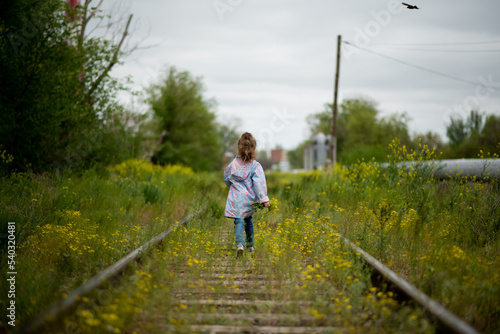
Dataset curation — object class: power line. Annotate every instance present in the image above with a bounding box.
[370,46,500,53]
[371,40,500,47]
[343,41,493,88]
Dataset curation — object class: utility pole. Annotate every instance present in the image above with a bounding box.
[330,35,341,165]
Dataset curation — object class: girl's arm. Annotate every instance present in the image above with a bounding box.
[252,162,269,203]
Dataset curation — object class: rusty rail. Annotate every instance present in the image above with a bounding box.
[19,210,201,334]
[338,234,480,334]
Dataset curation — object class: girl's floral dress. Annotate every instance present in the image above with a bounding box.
[224,157,269,218]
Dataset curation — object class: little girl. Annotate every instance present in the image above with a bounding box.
[224,132,269,256]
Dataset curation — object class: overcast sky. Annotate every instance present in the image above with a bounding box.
[104,0,500,151]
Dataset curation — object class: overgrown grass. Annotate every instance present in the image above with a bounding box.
[267,139,500,333]
[256,208,433,333]
[2,141,498,332]
[55,195,432,333]
[0,159,223,324]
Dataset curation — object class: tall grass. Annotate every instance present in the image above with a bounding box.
[1,144,498,332]
[0,159,223,324]
[266,139,499,333]
[55,193,433,333]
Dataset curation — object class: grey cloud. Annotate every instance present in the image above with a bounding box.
[106,0,500,150]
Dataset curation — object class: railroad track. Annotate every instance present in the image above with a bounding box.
[19,211,200,334]
[160,229,344,333]
[20,210,481,334]
[155,223,480,334]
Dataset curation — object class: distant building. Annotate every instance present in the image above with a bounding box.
[304,133,331,170]
[271,148,291,172]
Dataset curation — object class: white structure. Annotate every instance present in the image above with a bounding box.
[379,159,500,179]
[304,133,331,170]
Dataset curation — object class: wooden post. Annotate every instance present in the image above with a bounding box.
[330,35,341,165]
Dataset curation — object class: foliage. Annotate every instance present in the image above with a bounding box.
[109,159,195,205]
[217,116,241,158]
[0,161,217,324]
[109,158,194,180]
[58,199,433,333]
[267,141,499,332]
[147,67,222,171]
[0,0,139,173]
[446,110,483,147]
[0,146,14,176]
[304,97,412,165]
[252,197,279,214]
[257,150,272,170]
[297,99,498,166]
[412,130,444,152]
[444,110,500,158]
[287,140,308,169]
[306,102,333,136]
[2,138,498,331]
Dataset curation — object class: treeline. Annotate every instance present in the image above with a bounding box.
[1,0,131,172]
[445,110,500,158]
[0,0,238,174]
[2,2,498,174]
[288,97,500,168]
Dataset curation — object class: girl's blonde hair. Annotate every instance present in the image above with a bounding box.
[238,132,257,162]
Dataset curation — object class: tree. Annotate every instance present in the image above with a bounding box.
[304,97,411,164]
[0,0,137,172]
[217,116,241,157]
[147,67,222,171]
[446,117,467,148]
[378,113,412,146]
[257,150,272,171]
[413,131,444,152]
[480,114,500,154]
[446,110,484,148]
[306,103,331,137]
[443,110,500,158]
[287,141,308,169]
[339,97,380,150]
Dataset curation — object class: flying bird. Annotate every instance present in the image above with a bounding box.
[402,2,419,9]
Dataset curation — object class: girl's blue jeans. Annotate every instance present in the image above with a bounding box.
[234,216,254,248]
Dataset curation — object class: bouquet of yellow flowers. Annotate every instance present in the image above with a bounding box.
[252,198,279,214]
